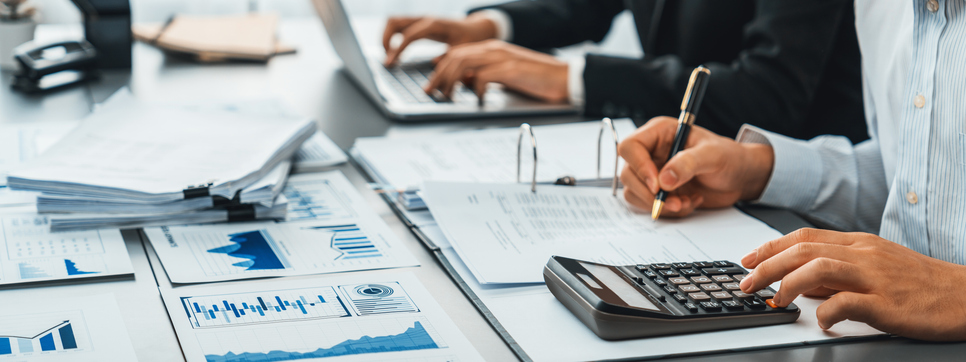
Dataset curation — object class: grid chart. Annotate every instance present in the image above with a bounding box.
[3,216,106,260]
[340,283,419,316]
[310,224,383,260]
[283,179,356,222]
[0,312,87,358]
[199,315,448,362]
[183,287,350,329]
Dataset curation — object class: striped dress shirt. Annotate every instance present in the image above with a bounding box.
[735,0,966,264]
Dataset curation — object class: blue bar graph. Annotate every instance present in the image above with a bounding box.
[58,324,77,350]
[64,259,97,275]
[1,321,80,356]
[182,287,349,328]
[283,179,354,221]
[17,339,32,353]
[17,263,51,279]
[38,333,54,351]
[0,338,10,355]
[310,224,383,260]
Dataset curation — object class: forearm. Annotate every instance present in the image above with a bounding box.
[470,0,625,49]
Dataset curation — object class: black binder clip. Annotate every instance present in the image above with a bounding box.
[225,204,256,222]
[183,182,214,199]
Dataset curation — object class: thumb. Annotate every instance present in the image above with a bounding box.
[658,145,723,191]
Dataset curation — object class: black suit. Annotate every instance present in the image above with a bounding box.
[476,0,868,143]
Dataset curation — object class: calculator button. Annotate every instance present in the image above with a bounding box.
[765,298,780,309]
[669,277,690,285]
[756,289,776,299]
[673,294,689,303]
[712,275,733,283]
[679,284,700,293]
[654,278,668,286]
[672,262,692,269]
[651,263,671,270]
[663,286,678,294]
[658,269,680,277]
[688,292,711,301]
[722,300,744,310]
[701,283,722,292]
[713,261,733,267]
[642,269,658,278]
[632,277,646,285]
[745,298,767,310]
[678,268,701,276]
[732,291,755,302]
[702,267,745,275]
[700,301,722,312]
[733,274,747,281]
[711,291,732,300]
[636,264,648,271]
[684,302,699,313]
[722,283,741,290]
[692,261,714,268]
[690,276,712,284]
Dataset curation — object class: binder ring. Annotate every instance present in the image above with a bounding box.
[517,123,538,193]
[598,117,619,196]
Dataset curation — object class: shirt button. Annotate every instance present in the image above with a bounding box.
[914,94,925,108]
[927,0,939,12]
[906,191,919,205]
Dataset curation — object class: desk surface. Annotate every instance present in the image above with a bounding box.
[3,18,964,362]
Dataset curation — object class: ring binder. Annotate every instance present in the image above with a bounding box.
[598,117,619,197]
[517,123,538,193]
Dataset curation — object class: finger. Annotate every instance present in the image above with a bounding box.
[816,292,880,330]
[802,287,838,298]
[769,257,870,307]
[386,18,436,65]
[741,243,859,293]
[623,188,652,212]
[436,49,502,97]
[617,118,678,194]
[470,62,514,103]
[657,143,728,191]
[619,164,655,208]
[743,228,858,269]
[382,17,420,52]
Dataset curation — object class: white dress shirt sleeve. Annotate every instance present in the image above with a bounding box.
[736,124,889,233]
[473,9,513,42]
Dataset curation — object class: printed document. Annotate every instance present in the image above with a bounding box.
[0,121,78,187]
[421,182,783,284]
[162,272,483,362]
[145,171,419,283]
[0,214,133,286]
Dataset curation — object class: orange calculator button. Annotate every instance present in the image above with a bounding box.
[765,298,779,309]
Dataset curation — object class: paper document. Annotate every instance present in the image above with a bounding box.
[422,182,783,284]
[0,293,137,361]
[352,119,637,189]
[145,171,419,283]
[294,132,349,170]
[0,121,78,187]
[162,272,483,362]
[0,214,133,286]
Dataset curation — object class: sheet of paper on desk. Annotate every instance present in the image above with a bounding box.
[429,231,885,362]
[144,171,419,283]
[0,214,133,286]
[0,293,138,361]
[0,121,78,187]
[422,181,782,284]
[352,119,638,190]
[161,271,484,362]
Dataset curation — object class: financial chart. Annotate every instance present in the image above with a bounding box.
[0,312,87,358]
[0,215,132,285]
[283,178,357,222]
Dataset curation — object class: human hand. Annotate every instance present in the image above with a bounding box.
[740,228,966,341]
[383,14,498,66]
[424,39,569,103]
[617,117,774,217]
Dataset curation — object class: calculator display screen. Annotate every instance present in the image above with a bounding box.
[579,262,660,311]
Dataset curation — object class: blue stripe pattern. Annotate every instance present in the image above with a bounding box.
[734,0,966,264]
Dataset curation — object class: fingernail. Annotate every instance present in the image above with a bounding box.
[644,178,656,193]
[772,293,781,306]
[739,272,753,291]
[661,170,678,187]
[741,249,758,266]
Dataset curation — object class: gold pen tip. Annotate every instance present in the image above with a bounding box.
[651,200,664,220]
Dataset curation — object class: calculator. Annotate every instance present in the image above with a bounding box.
[544,256,800,340]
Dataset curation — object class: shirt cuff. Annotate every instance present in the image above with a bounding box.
[735,124,822,211]
[566,57,586,107]
[472,9,513,42]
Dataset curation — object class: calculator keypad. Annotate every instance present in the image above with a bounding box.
[625,260,784,316]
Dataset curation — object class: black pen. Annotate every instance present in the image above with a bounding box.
[652,66,711,220]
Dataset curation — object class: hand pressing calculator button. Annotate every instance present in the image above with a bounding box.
[544,256,800,340]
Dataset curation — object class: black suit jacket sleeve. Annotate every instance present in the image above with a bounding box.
[583,0,857,139]
[474,0,626,49]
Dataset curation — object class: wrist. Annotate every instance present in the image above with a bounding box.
[739,143,774,201]
[464,13,499,41]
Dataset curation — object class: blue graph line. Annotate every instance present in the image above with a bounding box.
[64,259,97,276]
[207,230,289,271]
[204,321,439,362]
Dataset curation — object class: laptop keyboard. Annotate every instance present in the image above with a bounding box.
[380,64,477,104]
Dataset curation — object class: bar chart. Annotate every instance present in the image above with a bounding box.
[310,224,384,260]
[284,178,356,222]
[0,314,86,358]
[182,286,350,328]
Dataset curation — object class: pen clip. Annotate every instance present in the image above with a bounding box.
[517,123,538,193]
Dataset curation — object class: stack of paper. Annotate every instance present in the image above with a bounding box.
[132,14,296,62]
[7,93,316,230]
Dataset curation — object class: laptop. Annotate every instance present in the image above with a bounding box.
[311,0,578,121]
